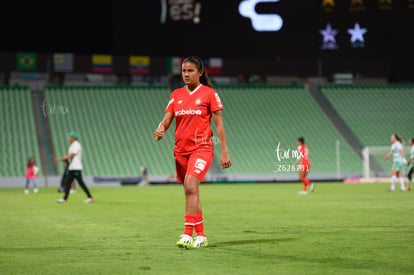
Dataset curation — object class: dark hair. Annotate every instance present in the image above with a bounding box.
[393,134,402,143]
[182,56,212,87]
[297,137,305,144]
[27,156,35,168]
[411,138,414,143]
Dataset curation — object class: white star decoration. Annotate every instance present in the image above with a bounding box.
[320,23,338,43]
[347,23,367,43]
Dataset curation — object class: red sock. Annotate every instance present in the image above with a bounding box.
[184,214,196,236]
[195,212,205,236]
[300,178,311,191]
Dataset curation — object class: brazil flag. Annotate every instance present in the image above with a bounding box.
[17,52,37,70]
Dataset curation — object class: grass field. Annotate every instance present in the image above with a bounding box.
[1,182,413,275]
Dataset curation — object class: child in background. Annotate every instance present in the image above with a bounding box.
[25,156,39,194]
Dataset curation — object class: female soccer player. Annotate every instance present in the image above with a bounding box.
[405,138,414,191]
[154,56,231,249]
[293,137,314,195]
[383,134,406,192]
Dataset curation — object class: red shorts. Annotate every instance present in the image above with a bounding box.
[175,150,214,183]
[299,160,310,172]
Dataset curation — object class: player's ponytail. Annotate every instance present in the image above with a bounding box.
[394,134,403,143]
[183,56,212,87]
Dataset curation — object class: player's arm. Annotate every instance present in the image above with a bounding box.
[293,156,302,166]
[55,153,75,162]
[383,150,392,161]
[212,110,231,169]
[400,149,407,164]
[154,112,174,141]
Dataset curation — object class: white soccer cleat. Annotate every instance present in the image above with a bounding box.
[176,234,193,249]
[193,236,208,248]
[298,191,308,195]
[24,189,29,195]
[310,183,315,192]
[34,188,39,194]
[84,198,94,204]
[56,198,67,204]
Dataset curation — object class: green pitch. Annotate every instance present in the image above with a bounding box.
[1,182,413,274]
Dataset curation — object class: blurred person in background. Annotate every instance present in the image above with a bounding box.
[24,156,39,194]
[294,137,314,195]
[55,132,94,204]
[406,138,414,191]
[154,56,231,249]
[383,134,406,192]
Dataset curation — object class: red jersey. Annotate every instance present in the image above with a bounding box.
[165,84,223,155]
[298,145,310,163]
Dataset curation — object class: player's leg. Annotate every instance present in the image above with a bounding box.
[390,168,397,191]
[24,178,30,194]
[73,171,93,203]
[57,171,75,203]
[185,151,212,248]
[175,155,194,248]
[396,170,405,191]
[33,178,39,193]
[407,167,413,191]
[298,170,312,194]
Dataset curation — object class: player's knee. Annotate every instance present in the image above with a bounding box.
[183,176,200,196]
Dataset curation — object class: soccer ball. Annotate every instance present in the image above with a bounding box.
[33,166,39,175]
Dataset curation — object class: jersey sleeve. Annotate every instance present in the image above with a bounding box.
[165,91,176,113]
[69,143,80,155]
[209,89,223,113]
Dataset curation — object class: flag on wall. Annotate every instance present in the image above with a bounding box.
[167,57,184,75]
[129,55,150,74]
[17,52,37,70]
[204,57,223,75]
[92,54,112,73]
[53,53,74,72]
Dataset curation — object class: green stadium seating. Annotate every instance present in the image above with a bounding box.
[215,85,362,175]
[45,86,176,176]
[45,85,363,177]
[0,86,41,176]
[321,84,414,172]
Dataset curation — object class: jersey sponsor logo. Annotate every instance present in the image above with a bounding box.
[195,158,207,171]
[175,108,202,116]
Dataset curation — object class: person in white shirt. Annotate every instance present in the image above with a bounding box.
[55,132,94,204]
[383,134,406,192]
[406,138,414,191]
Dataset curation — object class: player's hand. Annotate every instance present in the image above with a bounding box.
[221,152,231,169]
[154,128,164,141]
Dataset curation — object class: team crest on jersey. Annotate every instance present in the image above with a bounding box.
[178,100,183,104]
[195,99,201,105]
[195,158,207,171]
